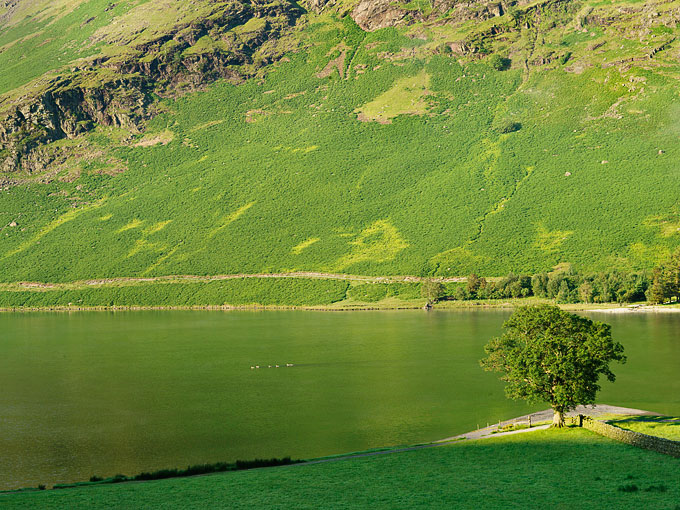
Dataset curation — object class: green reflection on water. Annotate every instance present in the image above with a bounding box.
[0,310,678,489]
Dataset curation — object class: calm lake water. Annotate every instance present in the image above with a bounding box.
[1,310,679,490]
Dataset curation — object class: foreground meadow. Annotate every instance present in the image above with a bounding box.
[3,428,679,509]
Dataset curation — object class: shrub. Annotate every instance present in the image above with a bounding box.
[488,54,511,71]
[437,43,453,55]
[496,120,522,133]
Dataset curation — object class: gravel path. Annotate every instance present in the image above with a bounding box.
[302,405,657,467]
[436,404,656,443]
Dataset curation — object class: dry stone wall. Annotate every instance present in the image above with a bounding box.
[578,416,680,458]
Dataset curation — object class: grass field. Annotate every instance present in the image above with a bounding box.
[2,428,679,509]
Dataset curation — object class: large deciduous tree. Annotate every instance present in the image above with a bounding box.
[480,305,626,427]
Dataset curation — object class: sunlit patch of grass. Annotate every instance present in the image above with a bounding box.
[333,220,409,271]
[608,415,680,441]
[117,219,144,233]
[292,237,320,255]
[142,221,172,235]
[355,69,431,123]
[534,224,574,253]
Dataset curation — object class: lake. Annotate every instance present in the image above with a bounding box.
[1,309,678,490]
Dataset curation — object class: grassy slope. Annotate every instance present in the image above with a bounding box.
[3,428,679,509]
[1,2,680,304]
[0,277,351,308]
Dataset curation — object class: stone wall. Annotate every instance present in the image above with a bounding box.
[576,416,680,458]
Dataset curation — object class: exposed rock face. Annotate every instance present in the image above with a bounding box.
[351,0,510,32]
[306,0,331,13]
[0,0,304,174]
[0,76,152,173]
[352,0,411,31]
[0,0,20,25]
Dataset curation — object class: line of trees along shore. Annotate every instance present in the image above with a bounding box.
[452,270,648,304]
[429,251,680,305]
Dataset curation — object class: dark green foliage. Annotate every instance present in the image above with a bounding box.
[437,43,453,55]
[495,120,522,133]
[54,458,299,489]
[466,273,485,294]
[451,285,471,300]
[131,457,300,481]
[618,484,639,493]
[543,270,649,304]
[647,267,668,304]
[488,54,511,71]
[647,251,680,303]
[531,273,549,297]
[421,279,445,304]
[480,305,626,426]
[447,268,649,303]
[556,279,572,303]
[234,458,298,470]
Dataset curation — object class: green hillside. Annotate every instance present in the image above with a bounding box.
[3,428,680,509]
[1,0,680,303]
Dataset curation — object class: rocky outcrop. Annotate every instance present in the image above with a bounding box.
[0,76,152,173]
[305,0,331,13]
[0,0,20,25]
[0,0,304,174]
[351,0,511,32]
[352,0,412,31]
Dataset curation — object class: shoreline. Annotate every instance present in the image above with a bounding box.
[1,301,679,313]
[1,272,678,313]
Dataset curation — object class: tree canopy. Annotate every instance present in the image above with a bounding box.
[421,279,445,305]
[480,305,626,427]
[648,250,680,304]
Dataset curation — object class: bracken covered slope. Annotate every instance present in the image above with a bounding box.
[0,0,679,291]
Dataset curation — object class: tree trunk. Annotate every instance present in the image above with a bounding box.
[552,409,565,428]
